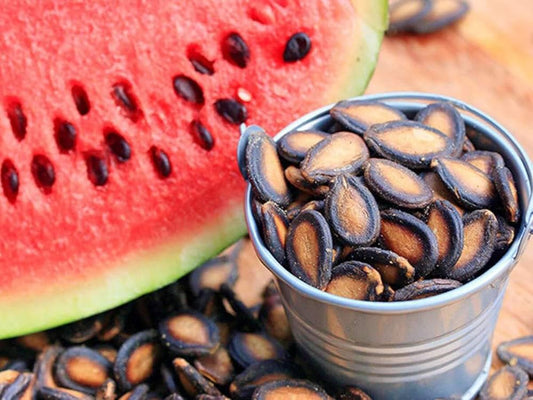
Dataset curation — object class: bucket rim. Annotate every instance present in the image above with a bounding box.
[243,91,533,314]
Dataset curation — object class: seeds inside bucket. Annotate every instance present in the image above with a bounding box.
[461,150,505,176]
[285,210,333,289]
[329,99,407,135]
[325,261,384,301]
[277,130,329,163]
[284,166,330,197]
[493,166,520,224]
[363,158,433,209]
[259,201,290,265]
[364,120,453,169]
[446,209,498,282]
[496,336,533,376]
[300,131,369,185]
[325,175,380,246]
[479,365,529,400]
[393,278,462,301]
[415,102,465,156]
[379,209,439,278]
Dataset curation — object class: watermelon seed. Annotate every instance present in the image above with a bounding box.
[187,46,215,76]
[85,155,108,186]
[71,84,91,116]
[150,146,172,178]
[6,101,27,141]
[190,120,214,151]
[173,75,205,105]
[54,119,77,152]
[221,32,250,68]
[112,82,142,121]
[31,155,55,191]
[214,98,248,125]
[105,131,131,162]
[283,32,312,63]
[1,159,19,203]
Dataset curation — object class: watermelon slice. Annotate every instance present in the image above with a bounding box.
[0,0,387,338]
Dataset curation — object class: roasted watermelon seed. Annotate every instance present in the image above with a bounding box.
[114,330,160,391]
[71,84,91,115]
[276,129,329,163]
[190,120,215,151]
[105,131,131,162]
[283,32,312,62]
[172,357,222,397]
[31,154,56,190]
[387,0,432,34]
[260,201,289,265]
[172,75,205,105]
[215,98,248,125]
[112,82,142,121]
[228,332,286,369]
[394,279,462,301]
[119,383,150,400]
[37,385,91,399]
[1,371,32,399]
[412,0,470,35]
[6,101,27,141]
[58,314,104,344]
[337,386,373,400]
[222,32,250,68]
[1,159,19,203]
[193,346,234,386]
[496,335,533,376]
[85,155,109,187]
[189,256,238,297]
[252,379,329,400]
[479,365,528,400]
[461,150,505,175]
[493,166,520,224]
[150,146,172,178]
[495,215,515,253]
[284,166,329,197]
[325,261,384,301]
[54,119,77,152]
[54,347,112,395]
[95,378,116,400]
[186,45,215,75]
[258,295,292,345]
[220,283,263,332]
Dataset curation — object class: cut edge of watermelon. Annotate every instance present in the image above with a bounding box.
[0,202,245,339]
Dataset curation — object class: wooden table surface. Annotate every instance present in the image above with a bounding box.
[236,0,533,390]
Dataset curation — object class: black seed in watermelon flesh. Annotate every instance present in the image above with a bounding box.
[1,159,19,202]
[71,84,91,115]
[187,46,215,75]
[31,155,55,190]
[222,32,250,68]
[105,132,131,162]
[215,99,248,125]
[54,119,77,152]
[190,120,215,151]
[86,155,109,186]
[283,32,312,62]
[173,75,205,105]
[112,82,142,121]
[6,101,27,141]
[150,146,172,178]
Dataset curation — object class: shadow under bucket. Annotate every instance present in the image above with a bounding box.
[238,93,533,400]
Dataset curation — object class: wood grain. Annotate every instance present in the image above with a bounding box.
[236,0,533,390]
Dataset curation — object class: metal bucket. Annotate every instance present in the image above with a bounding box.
[237,92,533,400]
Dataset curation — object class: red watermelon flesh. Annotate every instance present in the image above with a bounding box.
[0,0,387,338]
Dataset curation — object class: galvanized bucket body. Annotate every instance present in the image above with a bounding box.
[240,93,533,400]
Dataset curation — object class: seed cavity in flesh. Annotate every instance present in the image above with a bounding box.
[1,159,19,203]
[330,100,407,135]
[415,102,465,156]
[379,208,439,278]
[245,129,291,206]
[283,32,312,62]
[112,82,142,121]
[187,45,215,75]
[393,278,462,301]
[285,210,333,289]
[150,146,172,178]
[32,154,56,191]
[71,84,91,115]
[85,154,109,186]
[325,175,380,247]
[325,261,384,301]
[105,131,131,162]
[173,75,205,105]
[363,158,433,209]
[222,32,250,68]
[6,101,27,141]
[54,119,77,152]
[215,98,248,125]
[190,120,215,151]
[300,131,369,185]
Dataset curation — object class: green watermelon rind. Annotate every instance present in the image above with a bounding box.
[0,0,388,339]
